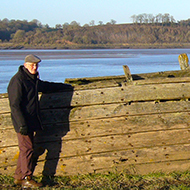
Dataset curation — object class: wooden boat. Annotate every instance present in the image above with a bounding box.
[1,53,190,176]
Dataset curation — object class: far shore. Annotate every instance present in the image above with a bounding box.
[1,42,190,50]
[0,45,189,62]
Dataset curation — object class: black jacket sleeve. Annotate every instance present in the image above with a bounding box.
[38,80,73,93]
[7,77,27,131]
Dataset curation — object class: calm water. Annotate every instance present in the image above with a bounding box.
[0,49,190,93]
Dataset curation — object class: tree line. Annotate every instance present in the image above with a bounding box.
[0,14,190,48]
[131,13,176,24]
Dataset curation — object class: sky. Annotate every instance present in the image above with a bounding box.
[1,0,190,27]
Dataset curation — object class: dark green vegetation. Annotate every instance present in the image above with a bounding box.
[1,171,190,189]
[1,13,190,49]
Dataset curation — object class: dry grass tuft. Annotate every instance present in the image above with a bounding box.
[1,170,190,189]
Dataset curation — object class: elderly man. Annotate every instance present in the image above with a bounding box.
[7,54,72,188]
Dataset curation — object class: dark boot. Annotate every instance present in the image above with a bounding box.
[41,175,58,187]
[14,178,23,185]
[22,176,42,188]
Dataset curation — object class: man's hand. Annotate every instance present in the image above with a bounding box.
[19,125,28,135]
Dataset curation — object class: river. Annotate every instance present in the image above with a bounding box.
[0,48,190,93]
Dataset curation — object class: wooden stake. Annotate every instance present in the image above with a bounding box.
[178,53,189,70]
[123,65,133,82]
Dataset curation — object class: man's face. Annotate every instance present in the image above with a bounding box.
[24,62,39,74]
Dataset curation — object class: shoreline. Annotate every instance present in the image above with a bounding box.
[0,48,189,61]
[0,42,190,50]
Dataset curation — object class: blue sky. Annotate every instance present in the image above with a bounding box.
[1,0,190,27]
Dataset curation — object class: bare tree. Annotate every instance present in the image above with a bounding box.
[137,14,144,23]
[62,22,69,28]
[110,19,117,25]
[170,16,175,23]
[131,15,137,23]
[89,20,95,26]
[148,14,155,24]
[70,21,80,26]
[55,24,62,29]
[98,21,104,25]
[162,13,170,23]
[142,13,148,23]
[155,13,163,23]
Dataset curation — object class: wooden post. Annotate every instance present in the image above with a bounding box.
[178,53,189,70]
[123,65,133,82]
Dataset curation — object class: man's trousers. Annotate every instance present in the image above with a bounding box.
[14,132,34,180]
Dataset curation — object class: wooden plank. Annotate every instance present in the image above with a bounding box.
[66,78,122,90]
[39,82,190,109]
[1,112,190,145]
[0,98,10,113]
[0,146,19,166]
[39,101,190,124]
[65,70,190,84]
[133,76,190,85]
[1,144,190,176]
[1,126,190,163]
[2,99,190,126]
[66,70,190,90]
[1,158,190,176]
[68,101,190,121]
[64,113,190,140]
[16,128,189,160]
[31,145,190,175]
[70,76,190,90]
[54,144,190,175]
[10,112,190,136]
[113,160,190,175]
[0,129,18,147]
[0,113,12,128]
[122,82,190,102]
[1,81,190,114]
[57,129,190,157]
[1,111,188,141]
[39,91,73,109]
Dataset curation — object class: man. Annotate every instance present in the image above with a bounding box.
[7,54,72,188]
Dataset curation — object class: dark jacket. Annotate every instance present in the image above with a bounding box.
[7,66,72,133]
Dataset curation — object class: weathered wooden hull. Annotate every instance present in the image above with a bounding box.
[1,69,190,176]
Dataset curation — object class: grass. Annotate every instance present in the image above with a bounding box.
[1,171,190,189]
